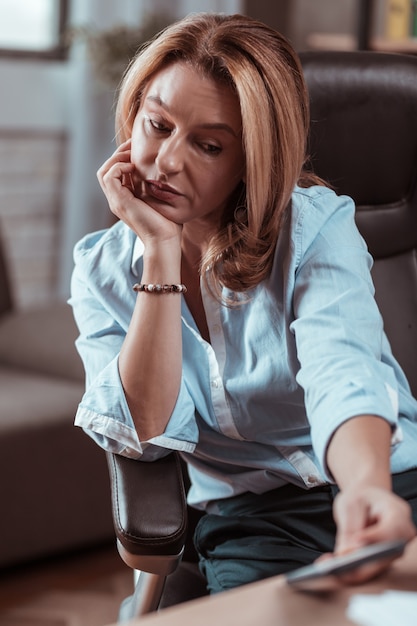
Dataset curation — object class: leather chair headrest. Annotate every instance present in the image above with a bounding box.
[300,51,417,259]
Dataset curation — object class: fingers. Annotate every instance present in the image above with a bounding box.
[96,139,183,244]
[332,487,416,585]
[334,488,414,551]
[102,160,135,193]
[97,139,132,189]
[333,492,369,554]
[97,139,141,220]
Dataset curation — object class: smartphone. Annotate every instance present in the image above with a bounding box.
[284,540,407,591]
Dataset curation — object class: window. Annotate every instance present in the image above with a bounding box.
[0,0,68,59]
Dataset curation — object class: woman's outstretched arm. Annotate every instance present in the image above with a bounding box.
[327,415,416,581]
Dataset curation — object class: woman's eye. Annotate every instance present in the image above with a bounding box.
[149,118,169,132]
[200,143,222,155]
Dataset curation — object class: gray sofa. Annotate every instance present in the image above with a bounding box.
[0,229,114,568]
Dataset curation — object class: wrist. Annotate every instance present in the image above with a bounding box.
[142,242,182,284]
[340,470,392,494]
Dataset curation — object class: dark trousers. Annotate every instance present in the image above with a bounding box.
[194,469,417,594]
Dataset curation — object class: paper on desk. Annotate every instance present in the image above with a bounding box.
[347,590,417,626]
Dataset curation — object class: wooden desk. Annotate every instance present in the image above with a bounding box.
[110,539,417,626]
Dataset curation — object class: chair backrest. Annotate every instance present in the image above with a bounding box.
[300,51,417,398]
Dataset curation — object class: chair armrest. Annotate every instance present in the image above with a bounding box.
[106,452,188,576]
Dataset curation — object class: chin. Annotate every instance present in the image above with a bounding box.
[148,201,186,225]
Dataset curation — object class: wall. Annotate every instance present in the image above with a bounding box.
[245,0,359,50]
[0,0,241,309]
[0,130,66,308]
[288,0,359,50]
[0,50,68,307]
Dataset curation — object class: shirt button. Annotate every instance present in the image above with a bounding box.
[307,475,319,486]
[212,324,221,334]
[211,378,221,389]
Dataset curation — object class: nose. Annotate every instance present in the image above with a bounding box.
[155,134,185,177]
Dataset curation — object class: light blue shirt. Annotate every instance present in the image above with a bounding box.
[70,185,417,510]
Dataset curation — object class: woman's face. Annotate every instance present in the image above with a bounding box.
[130,61,245,228]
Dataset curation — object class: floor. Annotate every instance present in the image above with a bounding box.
[0,542,133,625]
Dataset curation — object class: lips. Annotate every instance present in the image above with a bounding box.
[145,180,182,202]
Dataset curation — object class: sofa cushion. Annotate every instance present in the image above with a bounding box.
[0,366,114,567]
[0,366,84,432]
[0,301,84,382]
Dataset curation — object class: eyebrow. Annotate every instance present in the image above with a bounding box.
[146,94,240,137]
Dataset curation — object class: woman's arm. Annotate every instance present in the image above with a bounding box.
[118,244,183,441]
[97,139,184,441]
[327,415,392,495]
[326,415,416,580]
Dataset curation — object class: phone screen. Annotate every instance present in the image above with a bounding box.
[285,540,407,591]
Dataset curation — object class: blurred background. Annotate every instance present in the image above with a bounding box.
[1,2,417,622]
[1,0,412,311]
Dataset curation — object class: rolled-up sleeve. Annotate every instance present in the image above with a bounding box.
[74,358,198,460]
[290,191,402,479]
[69,231,199,461]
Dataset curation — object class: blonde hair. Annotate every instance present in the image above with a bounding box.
[115,13,324,300]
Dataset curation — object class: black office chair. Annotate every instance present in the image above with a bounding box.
[106,50,417,620]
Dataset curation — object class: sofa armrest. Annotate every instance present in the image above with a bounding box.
[106,451,188,576]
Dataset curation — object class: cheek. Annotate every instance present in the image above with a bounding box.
[130,123,153,167]
[130,134,144,168]
[129,149,144,193]
[129,147,142,171]
[218,164,245,192]
[130,140,154,179]
[128,138,146,195]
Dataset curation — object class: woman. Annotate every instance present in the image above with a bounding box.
[70,13,417,593]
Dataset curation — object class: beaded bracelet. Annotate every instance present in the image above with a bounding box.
[132,283,187,294]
